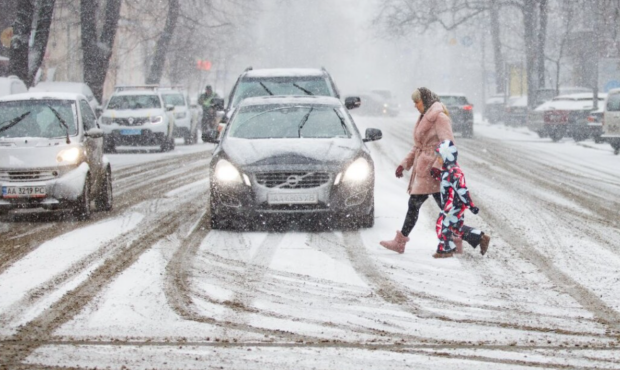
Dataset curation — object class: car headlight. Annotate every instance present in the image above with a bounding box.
[56,147,83,164]
[214,159,242,184]
[174,111,187,119]
[150,115,164,124]
[100,116,112,125]
[342,157,371,183]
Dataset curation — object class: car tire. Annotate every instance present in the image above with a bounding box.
[550,130,564,142]
[358,205,375,229]
[462,124,474,138]
[593,134,603,144]
[160,137,175,152]
[103,137,116,153]
[573,132,588,142]
[73,176,92,220]
[95,167,113,212]
[536,130,548,138]
[612,143,620,155]
[209,196,232,230]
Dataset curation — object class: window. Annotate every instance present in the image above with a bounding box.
[107,94,161,110]
[162,93,186,107]
[0,100,77,139]
[232,76,333,107]
[229,104,351,139]
[80,100,97,130]
[606,94,620,112]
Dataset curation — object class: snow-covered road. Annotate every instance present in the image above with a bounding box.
[1,115,619,369]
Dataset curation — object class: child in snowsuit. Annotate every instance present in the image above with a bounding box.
[430,140,490,258]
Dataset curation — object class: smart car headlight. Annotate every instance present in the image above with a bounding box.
[56,147,83,164]
[150,115,164,124]
[214,159,242,184]
[343,157,370,183]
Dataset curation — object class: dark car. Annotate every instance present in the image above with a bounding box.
[439,94,474,137]
[221,67,360,123]
[203,96,382,230]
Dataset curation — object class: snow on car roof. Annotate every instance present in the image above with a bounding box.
[0,91,85,102]
[238,95,342,107]
[30,81,86,91]
[553,92,607,100]
[113,90,159,96]
[534,98,600,111]
[243,68,325,78]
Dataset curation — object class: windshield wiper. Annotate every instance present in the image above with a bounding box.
[46,105,71,144]
[292,83,313,95]
[333,108,350,136]
[259,82,273,95]
[0,112,31,134]
[297,107,314,138]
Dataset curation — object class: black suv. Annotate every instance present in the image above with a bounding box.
[220,67,360,123]
[439,94,474,138]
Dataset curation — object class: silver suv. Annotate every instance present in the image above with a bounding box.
[0,92,113,219]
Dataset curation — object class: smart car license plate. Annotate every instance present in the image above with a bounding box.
[268,193,318,205]
[120,129,142,135]
[2,186,46,198]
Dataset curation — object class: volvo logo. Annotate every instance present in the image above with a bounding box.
[285,175,301,188]
[128,117,135,124]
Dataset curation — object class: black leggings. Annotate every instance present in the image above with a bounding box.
[401,193,441,237]
[400,192,483,248]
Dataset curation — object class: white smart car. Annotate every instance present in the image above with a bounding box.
[160,88,197,144]
[0,92,113,219]
[99,86,175,152]
[601,88,620,154]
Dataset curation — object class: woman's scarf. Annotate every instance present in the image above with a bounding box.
[418,87,440,114]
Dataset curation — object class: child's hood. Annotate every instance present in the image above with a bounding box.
[436,140,458,167]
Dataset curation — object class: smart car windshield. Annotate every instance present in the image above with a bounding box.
[232,77,333,107]
[107,94,161,110]
[607,94,620,112]
[162,93,186,107]
[0,100,77,139]
[228,104,352,139]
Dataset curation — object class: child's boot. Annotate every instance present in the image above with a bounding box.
[454,237,463,254]
[380,231,409,254]
[480,233,491,255]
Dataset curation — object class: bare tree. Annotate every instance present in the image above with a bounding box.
[9,0,56,86]
[80,0,121,103]
[146,0,180,84]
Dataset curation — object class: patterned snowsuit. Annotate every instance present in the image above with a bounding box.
[431,140,479,254]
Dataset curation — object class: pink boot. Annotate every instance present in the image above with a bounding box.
[380,231,409,254]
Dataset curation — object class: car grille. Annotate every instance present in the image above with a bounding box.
[113,117,149,126]
[0,170,58,182]
[255,172,331,189]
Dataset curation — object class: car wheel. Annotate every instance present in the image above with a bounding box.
[160,137,175,152]
[73,176,92,220]
[209,196,232,230]
[536,130,548,138]
[612,143,620,155]
[550,131,563,142]
[593,134,603,144]
[95,167,113,212]
[103,137,116,153]
[358,205,375,228]
[573,132,588,142]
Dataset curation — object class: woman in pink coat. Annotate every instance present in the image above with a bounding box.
[380,87,490,256]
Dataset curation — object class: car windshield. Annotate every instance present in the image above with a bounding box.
[440,96,469,105]
[0,100,77,139]
[232,77,333,107]
[162,93,185,107]
[107,94,161,110]
[607,94,620,112]
[228,104,352,139]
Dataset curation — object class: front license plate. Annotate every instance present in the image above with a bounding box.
[120,129,142,135]
[268,193,318,205]
[2,186,47,198]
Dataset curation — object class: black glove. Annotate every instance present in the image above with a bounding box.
[470,206,479,215]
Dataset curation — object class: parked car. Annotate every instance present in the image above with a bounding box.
[160,88,197,145]
[0,92,112,219]
[221,67,360,124]
[504,95,528,126]
[527,93,606,142]
[203,95,381,230]
[30,81,100,114]
[438,93,474,138]
[0,76,28,98]
[601,88,620,155]
[99,86,176,153]
[484,94,505,124]
[585,107,604,143]
[535,87,592,106]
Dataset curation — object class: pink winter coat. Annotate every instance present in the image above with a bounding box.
[400,101,455,194]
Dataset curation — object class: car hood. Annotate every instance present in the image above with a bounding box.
[0,137,78,169]
[220,137,362,170]
[102,108,165,118]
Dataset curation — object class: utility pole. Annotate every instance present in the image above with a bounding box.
[592,0,600,110]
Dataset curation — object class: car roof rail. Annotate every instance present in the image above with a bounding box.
[244,66,253,72]
[114,85,159,92]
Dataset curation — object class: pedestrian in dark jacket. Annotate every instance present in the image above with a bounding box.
[430,140,490,258]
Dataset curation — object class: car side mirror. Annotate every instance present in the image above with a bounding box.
[202,129,220,143]
[85,127,104,139]
[166,104,175,111]
[212,98,225,111]
[95,106,103,118]
[363,128,382,142]
[345,96,361,110]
